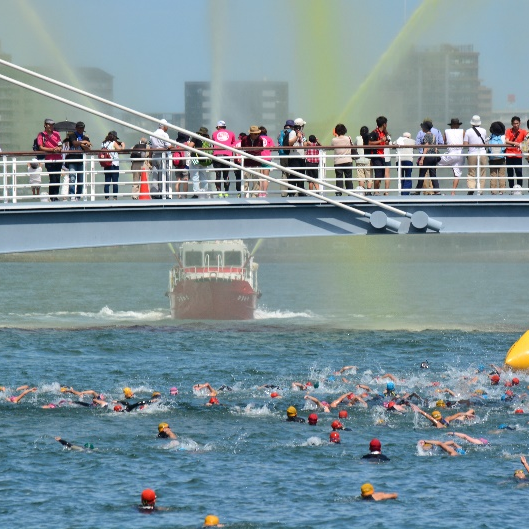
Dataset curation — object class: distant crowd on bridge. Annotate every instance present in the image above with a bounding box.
[4,114,529,201]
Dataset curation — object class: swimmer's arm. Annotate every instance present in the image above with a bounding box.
[291,382,306,390]
[467,376,479,385]
[162,427,177,439]
[0,386,5,392]
[304,395,322,407]
[440,388,456,396]
[336,365,357,374]
[55,437,72,448]
[16,385,29,391]
[411,404,436,424]
[356,384,372,392]
[521,456,529,473]
[78,390,99,397]
[379,373,398,382]
[372,492,398,501]
[330,393,350,408]
[490,364,503,374]
[353,395,368,408]
[13,387,37,402]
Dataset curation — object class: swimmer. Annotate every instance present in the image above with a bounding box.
[447,432,488,445]
[517,456,529,479]
[193,383,217,397]
[360,483,398,501]
[362,438,390,461]
[410,403,472,428]
[384,381,398,398]
[419,439,464,456]
[217,385,232,392]
[203,514,224,527]
[257,384,282,390]
[6,387,37,403]
[60,387,100,397]
[385,401,407,413]
[490,374,500,385]
[270,392,282,399]
[75,396,108,408]
[331,420,351,432]
[329,431,341,444]
[123,387,135,399]
[55,436,92,451]
[169,387,179,396]
[286,406,305,423]
[157,423,177,439]
[291,382,312,391]
[338,410,348,419]
[334,365,357,375]
[330,392,368,408]
[308,413,318,425]
[420,361,429,369]
[138,488,162,513]
[205,397,220,406]
[304,394,330,413]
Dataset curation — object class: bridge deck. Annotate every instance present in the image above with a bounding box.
[0,196,528,254]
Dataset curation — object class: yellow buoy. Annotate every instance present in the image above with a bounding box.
[505,331,529,370]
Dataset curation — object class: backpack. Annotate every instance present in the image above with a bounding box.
[130,142,147,160]
[198,141,213,166]
[278,129,291,156]
[98,147,113,167]
[487,134,506,159]
[172,149,186,168]
[32,133,45,160]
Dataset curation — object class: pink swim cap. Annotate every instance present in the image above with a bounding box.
[170,387,178,395]
[48,403,56,408]
[479,438,489,445]
[8,396,16,402]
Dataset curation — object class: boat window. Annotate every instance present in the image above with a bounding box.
[204,251,223,266]
[224,251,242,266]
[184,251,203,267]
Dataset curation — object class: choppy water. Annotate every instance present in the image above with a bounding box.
[1,240,529,528]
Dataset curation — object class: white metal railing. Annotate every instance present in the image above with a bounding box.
[1,148,523,203]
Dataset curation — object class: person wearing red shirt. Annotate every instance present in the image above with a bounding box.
[504,116,527,189]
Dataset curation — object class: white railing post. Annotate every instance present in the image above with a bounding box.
[397,152,402,195]
[89,155,96,201]
[11,157,17,204]
[2,155,7,203]
[477,155,481,193]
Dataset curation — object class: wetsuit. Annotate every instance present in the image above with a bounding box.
[286,416,305,423]
[362,452,390,461]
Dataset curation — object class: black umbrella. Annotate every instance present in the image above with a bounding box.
[54,120,77,132]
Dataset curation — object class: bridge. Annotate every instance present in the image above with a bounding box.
[1,195,528,254]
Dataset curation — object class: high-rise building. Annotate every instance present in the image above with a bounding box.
[185,81,288,137]
[385,44,492,133]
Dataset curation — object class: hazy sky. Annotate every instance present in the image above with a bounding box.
[0,0,526,134]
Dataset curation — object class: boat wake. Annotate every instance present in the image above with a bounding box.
[254,308,314,319]
[4,306,170,326]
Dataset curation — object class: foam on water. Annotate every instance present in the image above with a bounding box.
[254,307,314,319]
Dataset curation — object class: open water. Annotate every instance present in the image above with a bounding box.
[1,236,529,529]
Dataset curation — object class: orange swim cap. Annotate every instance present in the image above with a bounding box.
[204,514,220,526]
[141,489,156,504]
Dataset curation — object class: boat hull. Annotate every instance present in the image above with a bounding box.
[169,279,257,320]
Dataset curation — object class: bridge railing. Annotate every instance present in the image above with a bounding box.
[0,145,521,202]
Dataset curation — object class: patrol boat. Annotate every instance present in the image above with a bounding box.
[167,240,261,320]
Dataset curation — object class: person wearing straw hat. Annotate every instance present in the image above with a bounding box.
[241,126,264,197]
[149,119,172,199]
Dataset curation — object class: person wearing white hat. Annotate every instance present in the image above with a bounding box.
[463,116,487,195]
[149,119,172,198]
[212,120,236,197]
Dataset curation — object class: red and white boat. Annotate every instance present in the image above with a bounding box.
[167,240,261,320]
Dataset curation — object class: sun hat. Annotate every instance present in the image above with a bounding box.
[284,119,295,128]
[448,118,463,126]
[470,115,481,126]
[294,118,306,126]
[248,125,261,135]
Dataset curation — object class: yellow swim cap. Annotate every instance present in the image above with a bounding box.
[361,483,374,497]
[158,422,169,432]
[436,400,446,408]
[123,387,133,398]
[60,387,68,393]
[431,410,442,420]
[286,406,297,417]
[422,442,433,450]
[204,514,220,526]
[152,391,161,398]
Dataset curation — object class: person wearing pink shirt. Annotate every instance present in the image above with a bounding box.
[212,120,236,197]
[37,118,63,201]
[259,126,275,197]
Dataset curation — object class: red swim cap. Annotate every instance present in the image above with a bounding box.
[512,378,520,385]
[331,420,343,430]
[329,431,341,443]
[347,393,355,400]
[113,405,122,412]
[209,397,219,404]
[515,409,524,414]
[369,438,382,451]
[141,489,156,504]
[308,413,318,425]
[387,401,396,408]
[491,374,500,384]
[270,392,279,398]
[338,410,348,419]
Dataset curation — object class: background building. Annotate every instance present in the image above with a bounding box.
[185,81,288,137]
[384,44,493,134]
